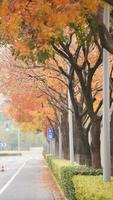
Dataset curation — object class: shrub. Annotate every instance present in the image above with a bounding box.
[60,167,76,200]
[73,175,113,200]
[70,165,102,176]
[60,166,102,200]
[44,155,76,199]
[44,155,103,200]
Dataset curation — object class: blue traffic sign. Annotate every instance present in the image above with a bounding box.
[47,128,55,140]
[0,142,7,149]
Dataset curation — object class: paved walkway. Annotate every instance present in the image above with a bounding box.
[0,155,64,200]
[41,159,64,200]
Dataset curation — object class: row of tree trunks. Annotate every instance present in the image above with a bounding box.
[53,109,95,168]
[51,109,113,172]
[55,110,113,172]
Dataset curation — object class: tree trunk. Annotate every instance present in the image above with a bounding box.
[61,110,69,159]
[73,117,91,166]
[90,116,101,168]
[55,135,59,156]
[110,111,113,175]
[68,75,91,165]
[62,130,69,159]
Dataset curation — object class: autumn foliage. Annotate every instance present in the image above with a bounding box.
[0,48,60,133]
[0,0,107,133]
[0,0,102,60]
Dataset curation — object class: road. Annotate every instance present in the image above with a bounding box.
[0,153,63,200]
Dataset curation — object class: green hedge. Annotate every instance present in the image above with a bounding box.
[73,175,113,200]
[44,155,113,200]
[60,166,76,200]
[44,154,102,200]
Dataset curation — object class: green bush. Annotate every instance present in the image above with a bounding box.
[60,166,102,200]
[73,175,113,200]
[44,155,113,200]
[44,155,102,200]
[44,154,71,184]
[44,155,76,199]
[60,167,76,200]
[70,165,102,176]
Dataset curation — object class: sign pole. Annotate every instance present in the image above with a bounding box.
[47,127,55,155]
[50,140,52,154]
[47,140,49,153]
[103,3,111,182]
[52,139,55,155]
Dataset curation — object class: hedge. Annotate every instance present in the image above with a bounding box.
[44,154,103,200]
[73,175,113,200]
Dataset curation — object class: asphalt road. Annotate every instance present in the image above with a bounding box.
[0,153,61,200]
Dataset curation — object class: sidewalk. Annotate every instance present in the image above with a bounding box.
[40,159,65,200]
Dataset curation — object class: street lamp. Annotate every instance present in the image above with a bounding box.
[103,3,111,182]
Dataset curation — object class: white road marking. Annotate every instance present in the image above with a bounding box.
[0,161,26,195]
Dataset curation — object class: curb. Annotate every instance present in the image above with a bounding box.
[0,153,22,156]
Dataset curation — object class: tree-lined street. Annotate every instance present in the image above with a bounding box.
[0,0,113,199]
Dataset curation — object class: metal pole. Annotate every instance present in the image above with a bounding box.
[50,140,52,154]
[59,114,62,159]
[103,3,111,182]
[68,67,74,164]
[52,139,55,155]
[17,128,20,151]
[47,140,49,153]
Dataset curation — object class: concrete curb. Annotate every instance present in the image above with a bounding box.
[0,153,22,156]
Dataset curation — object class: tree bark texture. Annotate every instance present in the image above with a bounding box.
[61,110,69,159]
[73,115,91,166]
[90,117,101,168]
[110,111,113,175]
[55,134,59,156]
